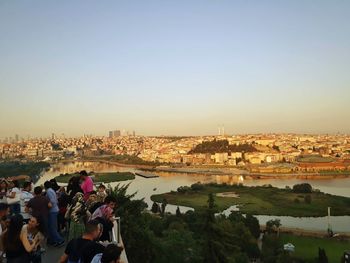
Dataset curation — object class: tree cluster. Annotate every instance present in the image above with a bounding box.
[292,183,312,193]
[0,161,50,182]
[189,139,257,154]
[112,185,261,263]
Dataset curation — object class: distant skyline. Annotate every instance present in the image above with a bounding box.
[1,1,350,138]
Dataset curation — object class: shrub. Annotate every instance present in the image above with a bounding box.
[191,182,204,191]
[177,186,191,193]
[292,183,312,193]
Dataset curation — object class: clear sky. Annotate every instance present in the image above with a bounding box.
[0,1,349,138]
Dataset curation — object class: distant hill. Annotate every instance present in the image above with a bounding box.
[189,139,257,154]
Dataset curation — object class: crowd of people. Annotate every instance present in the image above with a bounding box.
[0,170,124,263]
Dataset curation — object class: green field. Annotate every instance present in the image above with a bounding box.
[279,233,349,262]
[151,183,350,216]
[55,172,135,183]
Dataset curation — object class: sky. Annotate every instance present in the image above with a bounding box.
[0,1,349,138]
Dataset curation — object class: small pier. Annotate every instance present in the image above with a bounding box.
[135,172,159,178]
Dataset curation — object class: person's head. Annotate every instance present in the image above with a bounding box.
[79,170,88,180]
[50,179,60,192]
[28,215,45,234]
[22,181,32,192]
[98,184,106,192]
[59,186,66,193]
[104,195,117,210]
[88,191,97,202]
[44,181,52,190]
[85,220,103,240]
[101,244,123,263]
[8,180,14,189]
[0,203,10,219]
[28,216,39,230]
[34,186,43,196]
[0,180,8,190]
[12,180,20,188]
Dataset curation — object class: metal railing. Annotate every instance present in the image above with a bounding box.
[111,217,128,263]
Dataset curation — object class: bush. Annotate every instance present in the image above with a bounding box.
[293,183,312,193]
[177,186,191,193]
[294,198,300,204]
[191,182,204,191]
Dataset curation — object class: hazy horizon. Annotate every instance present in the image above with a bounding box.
[1,1,350,138]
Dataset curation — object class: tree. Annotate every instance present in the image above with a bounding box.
[161,198,168,216]
[292,183,312,193]
[155,228,202,263]
[318,247,328,263]
[261,234,283,263]
[207,192,215,210]
[266,219,281,235]
[202,193,229,263]
[176,206,181,217]
[244,214,260,239]
[151,201,160,214]
[109,184,261,263]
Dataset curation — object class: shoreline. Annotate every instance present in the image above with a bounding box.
[260,225,350,238]
[53,158,350,180]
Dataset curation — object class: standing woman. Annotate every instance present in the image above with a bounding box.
[65,192,88,241]
[2,214,40,263]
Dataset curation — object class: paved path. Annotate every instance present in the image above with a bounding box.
[42,245,65,262]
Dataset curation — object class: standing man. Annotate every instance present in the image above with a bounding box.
[59,220,105,263]
[80,170,94,201]
[20,181,33,223]
[27,186,51,237]
[44,181,65,247]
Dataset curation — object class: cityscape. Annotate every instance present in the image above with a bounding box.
[1,132,350,174]
[1,1,350,263]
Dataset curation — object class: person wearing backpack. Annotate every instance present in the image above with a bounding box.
[59,220,105,263]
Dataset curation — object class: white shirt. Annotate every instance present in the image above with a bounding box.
[8,187,21,204]
[20,190,34,219]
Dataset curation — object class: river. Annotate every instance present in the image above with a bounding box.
[36,161,350,233]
